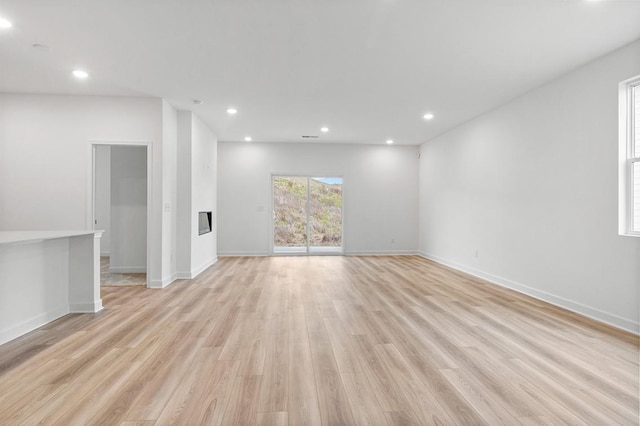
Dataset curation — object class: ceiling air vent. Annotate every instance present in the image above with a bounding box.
[302,135,319,138]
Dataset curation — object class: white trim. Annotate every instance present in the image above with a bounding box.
[191,257,217,278]
[149,273,177,289]
[306,178,311,250]
[272,246,345,255]
[618,76,640,237]
[176,257,218,279]
[88,140,155,287]
[273,246,310,254]
[149,280,164,289]
[418,251,639,335]
[270,174,345,255]
[346,250,418,256]
[272,251,342,257]
[629,157,640,236]
[108,266,146,273]
[70,301,103,313]
[216,250,418,257]
[217,251,270,257]
[0,305,69,345]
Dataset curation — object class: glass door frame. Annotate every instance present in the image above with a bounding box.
[270,173,344,256]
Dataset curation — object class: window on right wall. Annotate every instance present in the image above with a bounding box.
[619,75,640,236]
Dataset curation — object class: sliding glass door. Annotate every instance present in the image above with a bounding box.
[273,176,309,253]
[273,176,343,254]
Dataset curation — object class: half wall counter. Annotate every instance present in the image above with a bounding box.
[0,230,103,345]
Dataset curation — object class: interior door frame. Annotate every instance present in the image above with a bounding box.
[86,140,153,288]
[270,173,345,256]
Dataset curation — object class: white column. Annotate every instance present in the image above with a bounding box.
[68,232,104,313]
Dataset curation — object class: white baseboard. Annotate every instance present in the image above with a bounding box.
[108,266,146,273]
[70,300,103,313]
[218,250,419,257]
[175,271,192,279]
[217,251,269,257]
[0,305,69,345]
[345,250,418,256]
[181,257,218,279]
[176,257,218,279]
[149,273,176,289]
[418,251,639,335]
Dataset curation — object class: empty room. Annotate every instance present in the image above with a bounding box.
[0,0,639,424]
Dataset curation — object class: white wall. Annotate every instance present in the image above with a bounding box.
[190,114,218,273]
[95,145,111,255]
[177,111,218,278]
[0,94,169,284]
[0,231,102,344]
[177,112,193,275]
[110,146,147,272]
[160,100,178,286]
[218,142,419,255]
[0,238,69,344]
[419,40,640,333]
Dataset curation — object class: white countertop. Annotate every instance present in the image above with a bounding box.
[0,230,102,246]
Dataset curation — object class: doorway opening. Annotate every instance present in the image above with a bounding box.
[92,144,150,287]
[272,175,343,255]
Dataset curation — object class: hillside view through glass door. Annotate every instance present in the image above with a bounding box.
[273,176,343,254]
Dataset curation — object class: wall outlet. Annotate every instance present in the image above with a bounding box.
[474,249,479,258]
[391,238,395,244]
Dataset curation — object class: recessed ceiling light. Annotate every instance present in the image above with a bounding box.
[193,99,203,105]
[226,107,238,115]
[72,69,89,79]
[386,139,394,145]
[320,126,329,133]
[0,17,12,29]
[244,136,252,142]
[423,113,435,120]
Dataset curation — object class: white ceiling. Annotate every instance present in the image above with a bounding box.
[1,0,639,145]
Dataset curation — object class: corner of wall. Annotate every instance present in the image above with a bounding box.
[416,42,640,334]
[161,101,179,283]
[149,273,177,289]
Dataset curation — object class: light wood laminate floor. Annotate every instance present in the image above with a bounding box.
[0,256,638,425]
